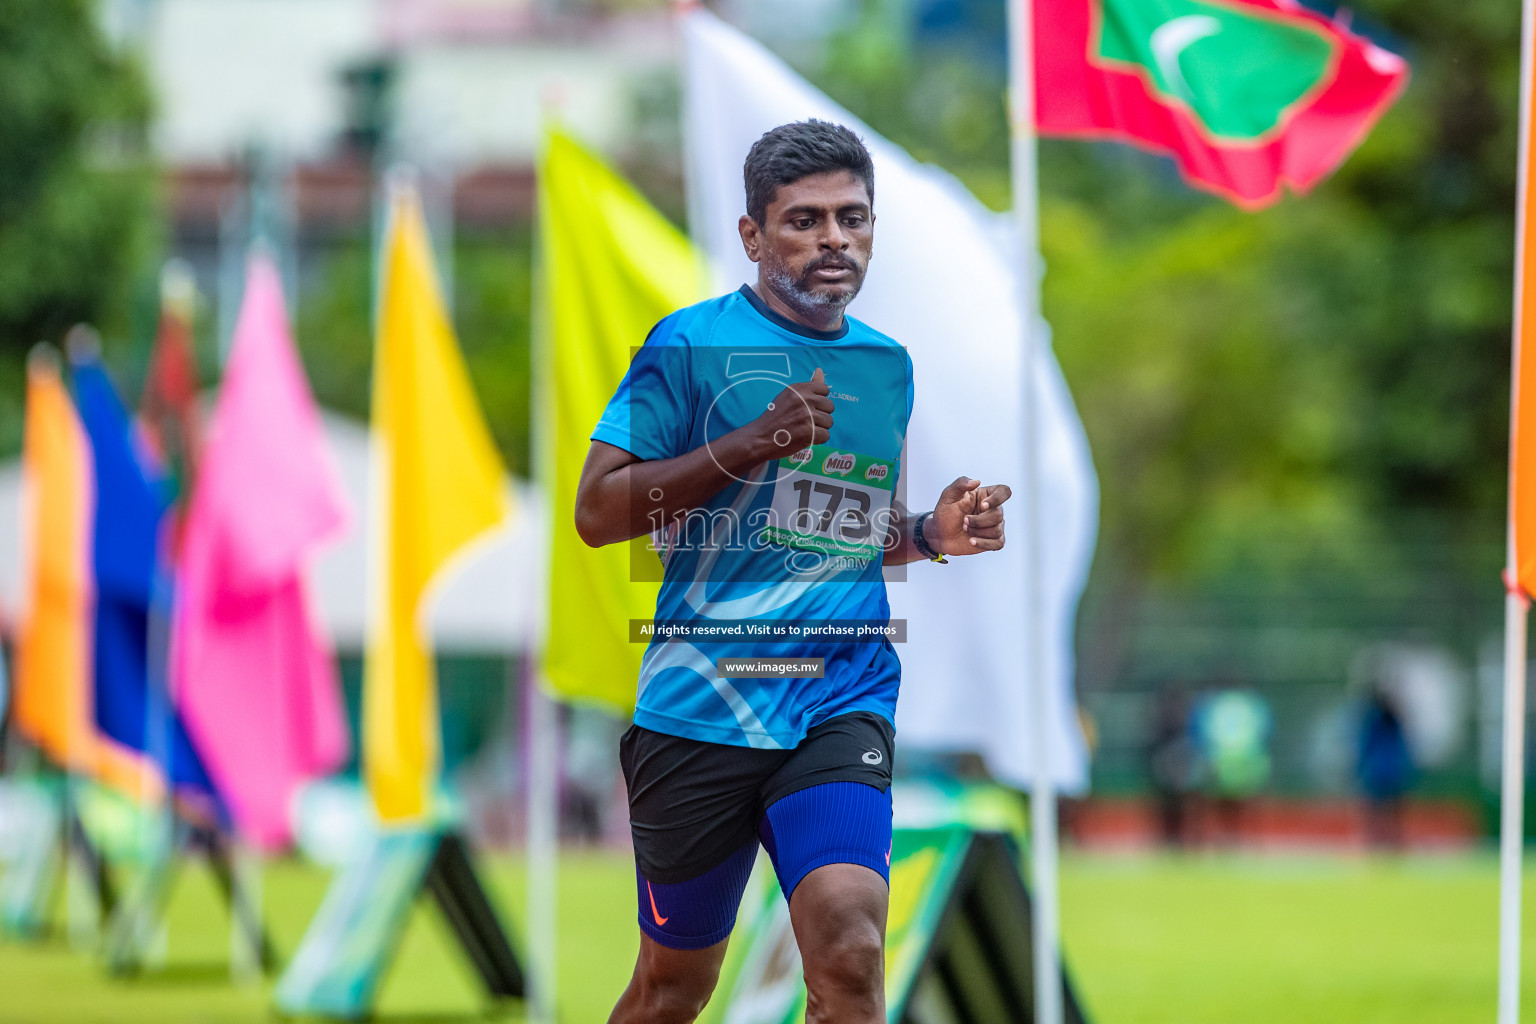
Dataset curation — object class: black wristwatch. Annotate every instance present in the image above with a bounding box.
[912,510,948,563]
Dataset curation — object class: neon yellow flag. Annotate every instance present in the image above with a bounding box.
[364,181,510,821]
[537,128,706,713]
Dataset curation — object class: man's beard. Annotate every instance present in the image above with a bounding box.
[765,253,865,317]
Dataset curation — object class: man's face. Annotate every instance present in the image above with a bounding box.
[740,170,874,317]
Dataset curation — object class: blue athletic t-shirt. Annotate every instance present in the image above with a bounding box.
[590,285,914,749]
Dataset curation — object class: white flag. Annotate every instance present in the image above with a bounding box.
[682,9,1099,790]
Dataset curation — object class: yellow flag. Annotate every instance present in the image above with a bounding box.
[15,352,158,796]
[537,128,706,713]
[364,181,510,822]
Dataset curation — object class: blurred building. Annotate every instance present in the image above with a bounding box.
[107,0,675,164]
[97,0,683,306]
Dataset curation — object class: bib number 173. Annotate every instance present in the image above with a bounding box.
[763,445,895,561]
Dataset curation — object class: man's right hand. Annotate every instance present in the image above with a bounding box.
[753,367,834,459]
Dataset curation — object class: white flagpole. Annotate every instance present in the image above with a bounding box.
[1498,587,1527,1024]
[528,135,559,1023]
[1007,2,1063,1023]
[1500,0,1536,1017]
[526,658,559,1024]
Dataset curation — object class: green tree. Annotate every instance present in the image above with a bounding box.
[803,0,1514,700]
[0,1,157,347]
[296,229,534,476]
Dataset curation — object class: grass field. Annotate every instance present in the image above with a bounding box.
[3,849,1536,1022]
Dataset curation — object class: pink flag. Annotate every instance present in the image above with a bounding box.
[171,253,351,850]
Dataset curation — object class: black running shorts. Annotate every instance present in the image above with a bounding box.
[620,710,895,884]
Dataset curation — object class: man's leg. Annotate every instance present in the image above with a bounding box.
[758,779,894,1024]
[788,862,888,1024]
[608,933,730,1024]
[607,839,760,1023]
[615,724,786,1022]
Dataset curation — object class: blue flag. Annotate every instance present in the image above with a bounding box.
[72,356,219,798]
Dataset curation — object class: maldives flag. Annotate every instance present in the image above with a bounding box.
[1034,0,1409,207]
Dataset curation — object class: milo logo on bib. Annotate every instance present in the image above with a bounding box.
[822,451,856,477]
[775,444,897,492]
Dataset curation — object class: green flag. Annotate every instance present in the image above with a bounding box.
[536,128,706,712]
[1035,0,1409,206]
[1095,0,1337,141]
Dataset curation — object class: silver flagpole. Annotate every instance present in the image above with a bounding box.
[1006,1,1063,1023]
[1498,586,1527,1024]
[1499,0,1536,1017]
[528,124,559,1024]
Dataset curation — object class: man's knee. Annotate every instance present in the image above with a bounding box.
[630,974,716,1024]
[789,863,888,1017]
[803,915,885,1007]
[609,938,725,1024]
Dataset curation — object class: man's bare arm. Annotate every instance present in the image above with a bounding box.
[574,435,767,547]
[883,498,924,566]
[575,369,833,548]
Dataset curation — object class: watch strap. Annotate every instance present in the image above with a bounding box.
[913,510,948,563]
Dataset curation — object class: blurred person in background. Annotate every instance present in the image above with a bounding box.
[1059,704,1099,845]
[1146,682,1198,847]
[1355,680,1415,850]
[0,603,11,774]
[1192,687,1273,845]
[563,704,621,845]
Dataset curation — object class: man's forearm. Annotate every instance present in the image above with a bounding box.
[580,425,776,547]
[882,504,927,565]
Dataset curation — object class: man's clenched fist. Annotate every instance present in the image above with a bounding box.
[753,366,834,459]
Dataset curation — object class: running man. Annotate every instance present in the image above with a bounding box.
[575,120,1012,1024]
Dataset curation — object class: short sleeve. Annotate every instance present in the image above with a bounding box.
[904,347,915,428]
[589,314,696,462]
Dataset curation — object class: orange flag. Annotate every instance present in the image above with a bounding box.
[1513,62,1536,597]
[14,350,158,795]
[1512,34,1536,599]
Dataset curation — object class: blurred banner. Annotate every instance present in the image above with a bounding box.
[702,813,1089,1023]
[171,252,351,851]
[275,830,524,1016]
[682,10,1098,790]
[14,355,154,796]
[536,127,702,713]
[1033,0,1409,207]
[364,180,510,823]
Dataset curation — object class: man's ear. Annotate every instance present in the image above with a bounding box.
[738,214,762,263]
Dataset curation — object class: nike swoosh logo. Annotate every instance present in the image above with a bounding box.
[1150,15,1221,104]
[647,881,669,926]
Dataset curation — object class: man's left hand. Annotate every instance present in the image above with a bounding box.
[926,476,1012,556]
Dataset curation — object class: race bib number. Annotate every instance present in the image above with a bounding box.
[763,445,895,562]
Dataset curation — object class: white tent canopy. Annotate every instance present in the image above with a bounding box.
[0,410,546,654]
